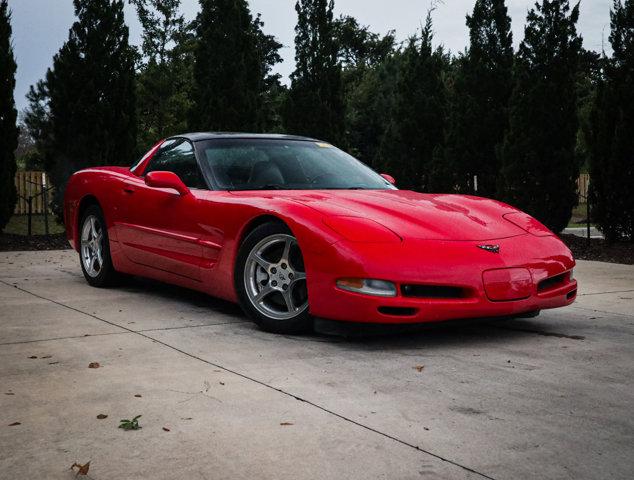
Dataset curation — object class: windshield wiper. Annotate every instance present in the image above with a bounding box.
[252,184,285,190]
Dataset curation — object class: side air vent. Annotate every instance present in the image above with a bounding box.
[538,273,568,293]
[401,284,469,299]
[378,306,418,316]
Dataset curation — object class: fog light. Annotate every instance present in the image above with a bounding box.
[337,278,397,297]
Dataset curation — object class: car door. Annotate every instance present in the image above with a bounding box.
[117,139,208,281]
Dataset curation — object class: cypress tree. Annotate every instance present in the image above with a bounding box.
[343,50,398,169]
[189,0,281,132]
[132,0,193,152]
[334,15,395,70]
[378,13,448,191]
[440,0,513,196]
[499,0,582,232]
[588,0,634,241]
[283,0,344,143]
[335,15,396,164]
[0,0,17,232]
[40,0,136,216]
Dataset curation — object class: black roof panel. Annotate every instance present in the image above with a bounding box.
[177,132,321,143]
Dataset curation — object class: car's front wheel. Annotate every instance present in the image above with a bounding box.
[235,222,311,333]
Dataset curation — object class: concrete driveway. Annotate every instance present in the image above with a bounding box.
[1,250,633,480]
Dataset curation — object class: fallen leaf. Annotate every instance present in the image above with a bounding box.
[5,392,15,396]
[48,362,59,365]
[41,355,52,359]
[413,365,425,372]
[8,422,21,426]
[71,461,91,476]
[134,394,142,398]
[219,382,225,386]
[28,356,37,359]
[280,422,294,426]
[181,417,193,420]
[88,362,100,369]
[96,414,108,419]
[162,427,170,432]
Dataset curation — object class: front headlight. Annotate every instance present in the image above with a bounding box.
[336,278,397,297]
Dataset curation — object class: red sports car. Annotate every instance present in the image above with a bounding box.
[64,133,577,333]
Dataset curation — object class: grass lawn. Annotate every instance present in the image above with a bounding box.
[568,202,593,228]
[4,214,65,236]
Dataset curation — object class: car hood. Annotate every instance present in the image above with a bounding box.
[233,189,527,241]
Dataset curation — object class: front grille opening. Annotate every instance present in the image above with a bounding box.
[567,289,577,300]
[401,284,468,299]
[538,273,568,292]
[378,306,418,316]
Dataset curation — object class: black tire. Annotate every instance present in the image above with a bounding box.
[78,204,121,288]
[235,222,312,334]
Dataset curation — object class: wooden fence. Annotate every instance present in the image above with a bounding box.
[14,171,53,214]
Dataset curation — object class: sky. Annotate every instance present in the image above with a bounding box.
[8,0,613,112]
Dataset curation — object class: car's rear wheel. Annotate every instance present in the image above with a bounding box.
[79,205,120,287]
[235,222,311,333]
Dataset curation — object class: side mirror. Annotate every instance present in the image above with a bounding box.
[145,171,190,196]
[380,173,396,185]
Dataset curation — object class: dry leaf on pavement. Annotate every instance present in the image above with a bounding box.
[413,365,425,372]
[70,461,91,476]
[88,362,100,369]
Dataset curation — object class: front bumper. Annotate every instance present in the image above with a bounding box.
[306,235,577,324]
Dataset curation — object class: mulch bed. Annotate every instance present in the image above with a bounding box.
[559,234,633,265]
[0,233,71,252]
[1,232,631,265]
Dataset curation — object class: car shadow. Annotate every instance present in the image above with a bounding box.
[306,316,542,349]
[116,275,244,318]
[111,275,579,348]
[307,314,585,351]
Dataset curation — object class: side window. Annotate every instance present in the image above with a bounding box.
[145,139,207,189]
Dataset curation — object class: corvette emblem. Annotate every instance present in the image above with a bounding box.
[478,244,500,253]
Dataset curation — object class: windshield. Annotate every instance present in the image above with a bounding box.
[196,139,396,191]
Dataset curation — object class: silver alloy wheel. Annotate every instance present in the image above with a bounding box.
[244,233,308,321]
[80,214,104,278]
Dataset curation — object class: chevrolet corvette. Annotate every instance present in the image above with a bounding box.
[64,133,577,333]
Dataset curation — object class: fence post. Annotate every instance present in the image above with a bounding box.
[42,174,49,235]
[587,188,591,244]
[27,197,33,236]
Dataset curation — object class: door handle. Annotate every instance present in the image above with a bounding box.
[123,185,136,194]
